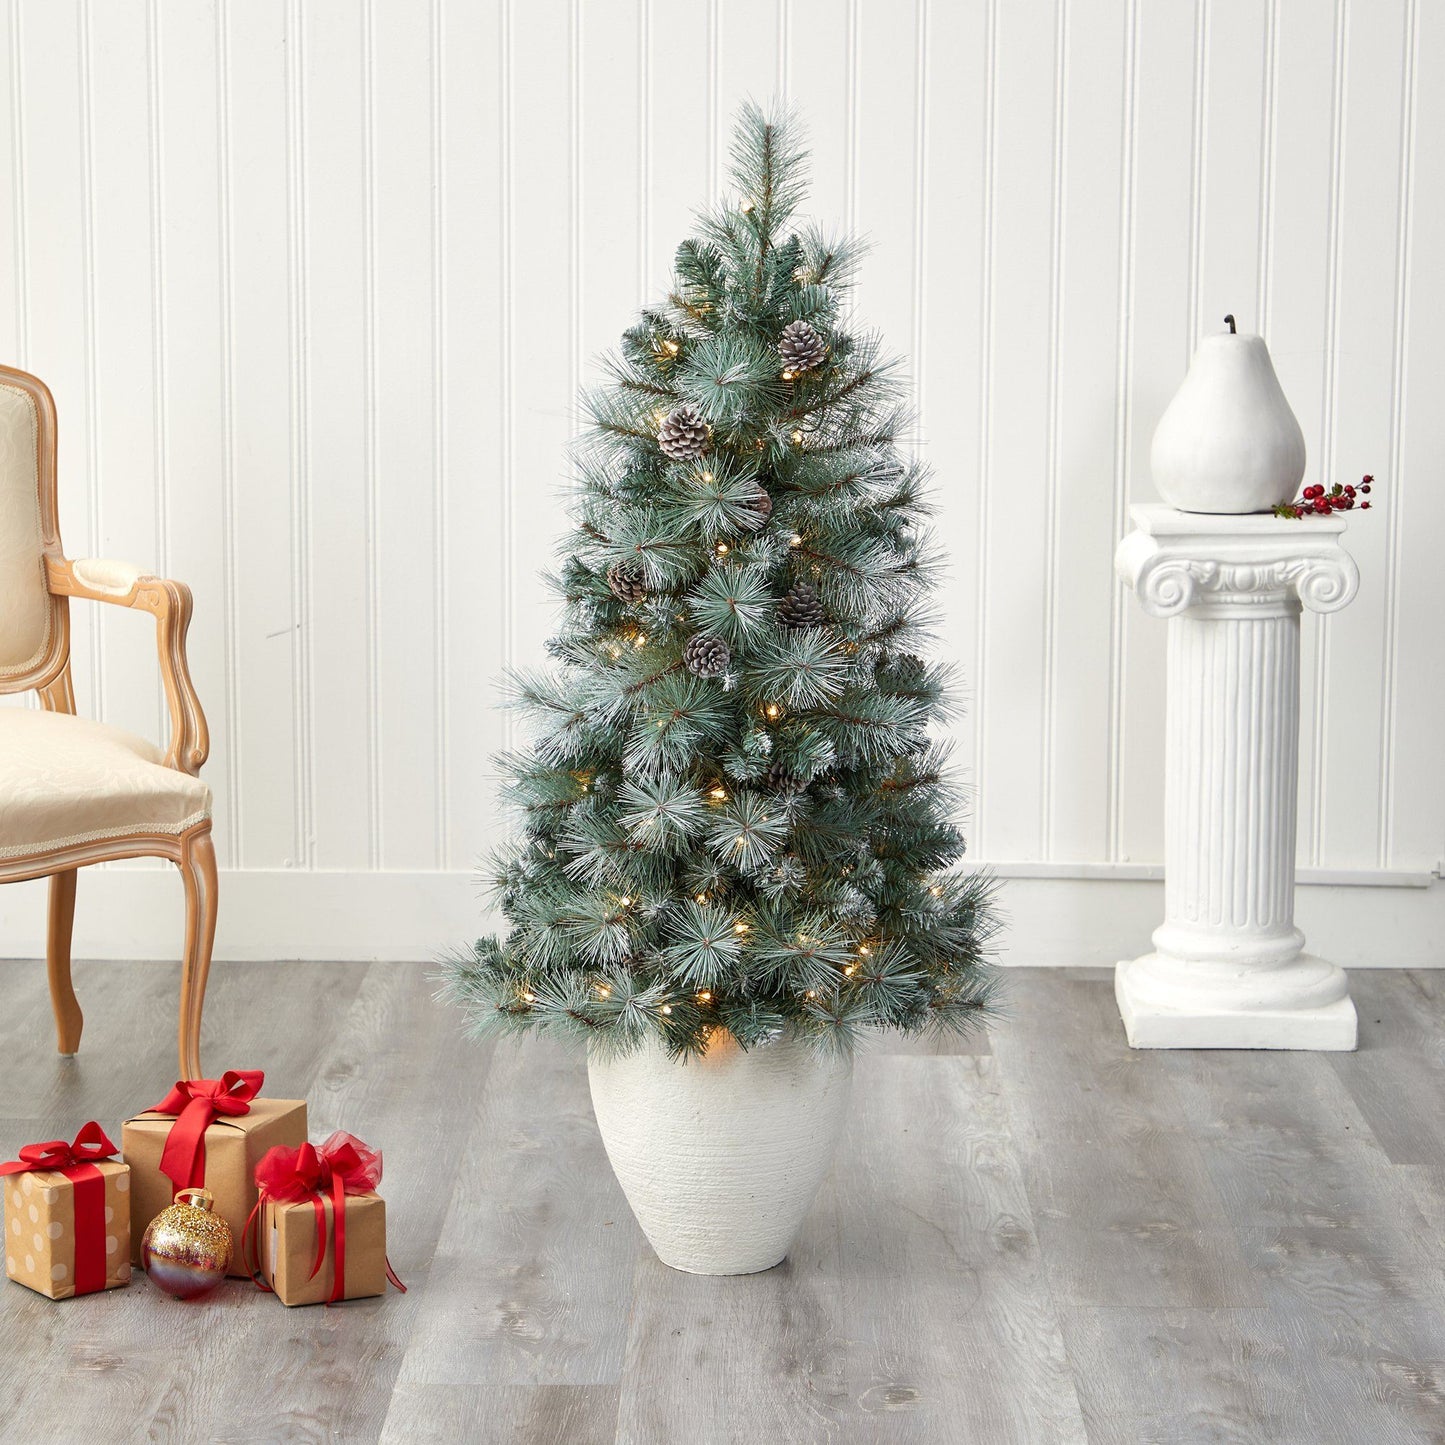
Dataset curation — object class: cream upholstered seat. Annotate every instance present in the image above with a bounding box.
[0,709,211,860]
[0,363,217,1077]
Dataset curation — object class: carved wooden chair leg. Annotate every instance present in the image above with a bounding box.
[46,869,82,1056]
[176,827,218,1079]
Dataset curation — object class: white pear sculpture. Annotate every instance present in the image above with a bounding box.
[1151,316,1306,514]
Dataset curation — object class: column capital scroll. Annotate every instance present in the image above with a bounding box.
[1115,503,1359,620]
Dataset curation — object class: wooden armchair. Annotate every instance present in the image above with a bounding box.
[0,364,216,1077]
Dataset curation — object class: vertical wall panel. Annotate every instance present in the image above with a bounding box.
[648,4,712,311]
[16,2,97,718]
[371,0,441,867]
[921,0,990,859]
[783,0,850,222]
[1114,0,1196,866]
[438,0,507,871]
[298,0,370,870]
[715,0,778,149]
[1196,0,1268,339]
[852,1,920,372]
[81,2,161,752]
[0,0,19,367]
[506,2,573,724]
[976,0,1057,859]
[0,0,25,739]
[1264,0,1337,865]
[1,0,1440,948]
[220,0,299,866]
[1314,0,1408,867]
[1048,0,1128,862]
[1387,0,1443,875]
[581,0,643,361]
[154,0,233,865]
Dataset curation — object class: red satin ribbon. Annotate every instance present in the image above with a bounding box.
[1,1122,117,1295]
[243,1132,405,1304]
[148,1069,264,1194]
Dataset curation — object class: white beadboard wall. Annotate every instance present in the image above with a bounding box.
[0,0,1442,966]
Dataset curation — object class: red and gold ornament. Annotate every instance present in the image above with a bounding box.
[142,1187,233,1299]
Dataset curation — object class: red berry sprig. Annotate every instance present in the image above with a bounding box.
[1273,474,1374,519]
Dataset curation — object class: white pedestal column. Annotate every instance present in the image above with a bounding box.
[1114,503,1360,1050]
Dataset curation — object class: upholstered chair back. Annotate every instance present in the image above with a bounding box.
[0,366,66,694]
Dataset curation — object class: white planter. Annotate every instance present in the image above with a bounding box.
[1151,326,1306,514]
[587,1031,852,1275]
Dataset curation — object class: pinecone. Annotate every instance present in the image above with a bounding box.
[766,758,807,795]
[740,484,773,530]
[657,404,708,462]
[683,634,730,678]
[606,560,647,604]
[777,580,826,629]
[779,320,826,375]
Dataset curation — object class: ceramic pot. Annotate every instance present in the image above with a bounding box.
[1151,324,1306,514]
[588,1031,852,1275]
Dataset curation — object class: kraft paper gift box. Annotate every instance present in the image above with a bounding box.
[261,1191,388,1306]
[122,1070,306,1278]
[248,1133,404,1306]
[3,1124,131,1300]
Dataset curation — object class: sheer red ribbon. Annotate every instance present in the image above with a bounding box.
[1,1122,117,1295]
[148,1069,264,1195]
[243,1131,405,1304]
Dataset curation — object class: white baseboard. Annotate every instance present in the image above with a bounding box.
[0,868,481,965]
[998,875,1445,969]
[0,868,1440,969]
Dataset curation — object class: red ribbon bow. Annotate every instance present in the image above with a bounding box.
[244,1131,405,1304]
[1,1123,117,1295]
[0,1121,117,1177]
[148,1069,264,1195]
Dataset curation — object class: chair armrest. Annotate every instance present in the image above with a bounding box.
[46,556,211,776]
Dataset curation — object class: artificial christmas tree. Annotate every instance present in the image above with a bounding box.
[441,104,998,1271]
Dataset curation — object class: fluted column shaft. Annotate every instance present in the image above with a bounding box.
[1157,607,1301,965]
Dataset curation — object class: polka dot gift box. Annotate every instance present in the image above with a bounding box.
[2,1123,130,1300]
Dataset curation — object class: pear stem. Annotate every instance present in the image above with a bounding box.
[1224,314,1237,335]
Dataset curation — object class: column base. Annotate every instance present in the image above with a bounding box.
[1115,954,1358,1051]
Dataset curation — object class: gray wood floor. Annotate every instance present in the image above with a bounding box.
[1,959,1443,1444]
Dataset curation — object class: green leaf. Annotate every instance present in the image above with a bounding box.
[750,912,856,990]
[656,453,769,539]
[742,631,850,711]
[662,901,745,987]
[560,890,640,968]
[626,672,734,775]
[704,793,788,875]
[617,775,711,854]
[675,331,786,432]
[686,564,776,646]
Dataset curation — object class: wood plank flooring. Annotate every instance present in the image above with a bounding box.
[1,959,1443,1444]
